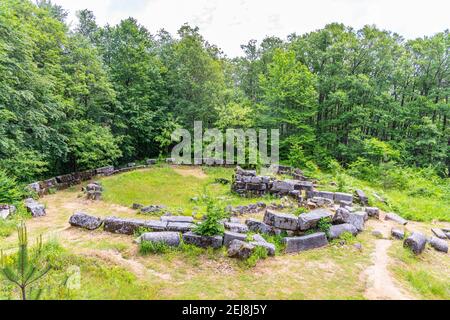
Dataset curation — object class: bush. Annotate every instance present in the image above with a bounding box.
[317,217,332,236]
[0,170,23,204]
[194,198,226,236]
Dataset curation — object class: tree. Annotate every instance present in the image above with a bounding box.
[0,222,51,300]
[259,49,317,158]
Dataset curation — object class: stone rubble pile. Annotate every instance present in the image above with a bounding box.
[84,182,103,200]
[225,202,267,215]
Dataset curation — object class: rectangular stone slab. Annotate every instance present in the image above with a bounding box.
[431,228,447,239]
[223,231,247,247]
[298,209,332,231]
[334,192,353,203]
[224,222,249,233]
[182,232,223,248]
[166,222,195,232]
[284,232,328,253]
[245,218,277,235]
[385,212,408,225]
[160,216,194,223]
[144,220,168,231]
[263,210,298,231]
[104,217,149,235]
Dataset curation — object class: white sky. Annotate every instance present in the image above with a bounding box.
[51,0,450,57]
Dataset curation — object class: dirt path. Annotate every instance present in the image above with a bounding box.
[364,239,415,300]
[173,166,208,179]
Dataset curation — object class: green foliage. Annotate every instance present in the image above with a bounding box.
[293,207,309,215]
[66,120,122,171]
[0,222,51,300]
[335,232,357,245]
[0,170,23,204]
[194,197,226,236]
[244,246,268,268]
[317,217,332,236]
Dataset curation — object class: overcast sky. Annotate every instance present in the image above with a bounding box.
[52,0,449,57]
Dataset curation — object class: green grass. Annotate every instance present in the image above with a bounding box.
[100,165,279,216]
[313,170,449,222]
[389,242,450,300]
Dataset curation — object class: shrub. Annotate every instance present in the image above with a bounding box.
[0,170,23,204]
[194,198,226,236]
[317,217,332,236]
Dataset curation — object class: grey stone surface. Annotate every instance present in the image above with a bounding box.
[227,240,255,259]
[69,212,103,230]
[334,192,353,203]
[144,220,168,231]
[385,212,408,225]
[328,224,358,239]
[86,183,102,192]
[284,232,328,253]
[316,191,335,201]
[270,180,295,194]
[141,205,166,214]
[245,218,278,235]
[333,207,350,224]
[96,165,114,176]
[346,212,366,232]
[298,209,332,231]
[309,197,333,207]
[223,231,247,247]
[0,205,12,219]
[236,166,256,177]
[263,210,298,231]
[224,222,249,233]
[391,228,405,240]
[138,232,181,246]
[429,237,448,253]
[24,198,46,217]
[182,232,223,249]
[431,228,447,240]
[252,234,267,243]
[104,217,149,235]
[404,232,427,254]
[161,215,194,223]
[365,207,380,218]
[132,203,143,210]
[146,159,157,165]
[446,232,450,240]
[166,222,195,232]
[355,189,368,205]
[250,241,276,256]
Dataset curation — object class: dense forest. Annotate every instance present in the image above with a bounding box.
[0,0,449,186]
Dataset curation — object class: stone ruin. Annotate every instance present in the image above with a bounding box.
[84,182,103,200]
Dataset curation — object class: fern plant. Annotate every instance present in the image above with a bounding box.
[0,222,51,300]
